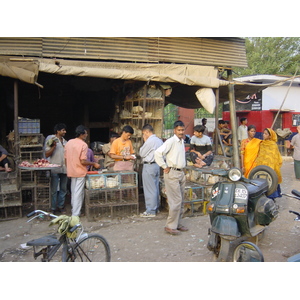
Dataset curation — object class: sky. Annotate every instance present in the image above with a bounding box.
[2,1,297,37]
[1,2,297,297]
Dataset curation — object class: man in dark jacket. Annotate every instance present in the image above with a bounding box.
[0,145,12,172]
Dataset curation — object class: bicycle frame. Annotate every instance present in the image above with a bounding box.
[27,210,85,262]
[31,235,67,262]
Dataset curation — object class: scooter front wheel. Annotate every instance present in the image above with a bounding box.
[232,241,264,262]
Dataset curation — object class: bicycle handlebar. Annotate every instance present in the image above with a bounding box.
[70,224,82,233]
[27,210,58,222]
[27,211,37,217]
[26,210,83,234]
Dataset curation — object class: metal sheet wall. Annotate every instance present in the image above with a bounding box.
[0,37,247,67]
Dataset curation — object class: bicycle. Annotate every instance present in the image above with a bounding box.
[26,210,111,262]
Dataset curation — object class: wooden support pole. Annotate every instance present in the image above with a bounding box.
[214,88,219,153]
[271,68,298,129]
[83,103,90,145]
[13,80,20,161]
[227,70,240,168]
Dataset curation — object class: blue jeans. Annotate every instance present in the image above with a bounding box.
[51,173,68,210]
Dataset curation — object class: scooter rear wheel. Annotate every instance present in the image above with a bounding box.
[248,165,278,196]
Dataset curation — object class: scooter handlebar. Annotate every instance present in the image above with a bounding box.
[292,189,300,199]
[289,210,300,217]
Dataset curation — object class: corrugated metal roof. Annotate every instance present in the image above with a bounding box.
[0,37,42,56]
[154,37,245,63]
[0,37,247,67]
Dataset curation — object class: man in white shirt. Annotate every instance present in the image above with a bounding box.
[155,120,188,235]
[237,117,248,144]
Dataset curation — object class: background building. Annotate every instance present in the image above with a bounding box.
[223,74,300,139]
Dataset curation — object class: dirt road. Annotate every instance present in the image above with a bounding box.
[1,159,300,262]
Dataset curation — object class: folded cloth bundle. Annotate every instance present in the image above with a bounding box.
[49,215,81,239]
[46,136,59,147]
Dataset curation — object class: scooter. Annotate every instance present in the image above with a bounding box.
[207,165,279,261]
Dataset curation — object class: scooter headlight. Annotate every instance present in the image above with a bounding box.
[228,168,242,182]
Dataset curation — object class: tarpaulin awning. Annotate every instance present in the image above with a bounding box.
[38,58,228,88]
[0,56,39,84]
[37,58,232,111]
[0,56,267,110]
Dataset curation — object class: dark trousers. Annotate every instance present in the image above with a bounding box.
[0,153,9,168]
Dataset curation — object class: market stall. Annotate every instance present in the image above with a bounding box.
[0,37,252,220]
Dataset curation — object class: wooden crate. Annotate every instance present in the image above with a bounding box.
[19,133,43,147]
[20,151,44,163]
[86,203,139,221]
[0,206,22,221]
[0,191,22,207]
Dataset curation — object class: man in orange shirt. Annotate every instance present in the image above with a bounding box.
[109,125,136,163]
[64,125,100,216]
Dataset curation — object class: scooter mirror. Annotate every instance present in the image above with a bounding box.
[232,241,264,262]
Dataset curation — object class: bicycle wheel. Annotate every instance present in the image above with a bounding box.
[232,241,264,262]
[69,234,111,262]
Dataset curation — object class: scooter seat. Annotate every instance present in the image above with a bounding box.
[243,179,268,197]
[26,235,60,246]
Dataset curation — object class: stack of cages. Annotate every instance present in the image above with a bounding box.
[184,163,230,203]
[21,170,51,212]
[114,83,165,163]
[183,182,205,215]
[160,178,205,216]
[18,117,40,134]
[18,119,50,211]
[18,117,43,164]
[0,172,22,220]
[85,171,139,221]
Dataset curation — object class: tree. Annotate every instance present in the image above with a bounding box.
[234,37,300,77]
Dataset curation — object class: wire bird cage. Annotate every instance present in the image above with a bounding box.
[21,170,50,187]
[85,171,139,221]
[85,171,138,190]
